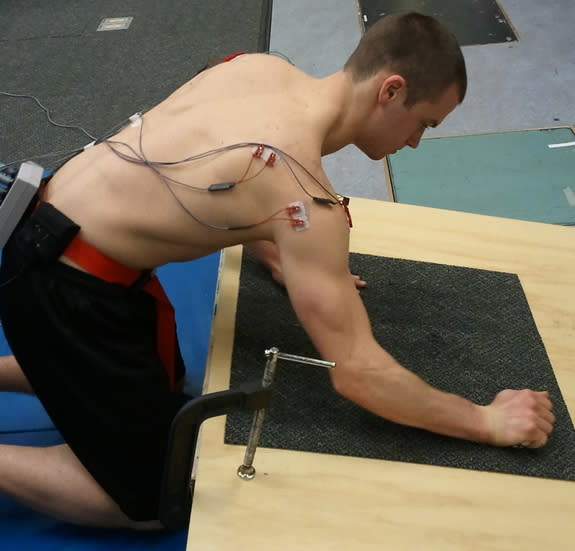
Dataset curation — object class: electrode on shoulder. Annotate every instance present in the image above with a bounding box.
[286,200,309,231]
[129,112,142,127]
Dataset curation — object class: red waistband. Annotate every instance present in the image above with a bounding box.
[62,235,147,286]
[62,235,177,391]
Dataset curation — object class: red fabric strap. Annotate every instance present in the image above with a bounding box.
[62,236,177,390]
[63,236,143,286]
[222,51,246,62]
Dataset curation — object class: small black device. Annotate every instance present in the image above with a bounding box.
[0,161,44,248]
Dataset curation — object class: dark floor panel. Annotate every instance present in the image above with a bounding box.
[0,0,96,40]
[359,0,517,46]
[0,0,272,167]
[225,252,574,482]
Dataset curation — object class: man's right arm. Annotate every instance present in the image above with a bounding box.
[273,201,555,448]
[245,239,366,289]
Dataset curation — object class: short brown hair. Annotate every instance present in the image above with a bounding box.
[344,12,467,106]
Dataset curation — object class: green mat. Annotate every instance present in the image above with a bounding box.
[388,127,575,225]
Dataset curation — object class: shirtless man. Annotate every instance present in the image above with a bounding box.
[0,13,554,530]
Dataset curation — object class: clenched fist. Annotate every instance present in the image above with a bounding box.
[479,389,555,448]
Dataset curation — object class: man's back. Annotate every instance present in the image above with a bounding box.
[44,54,341,269]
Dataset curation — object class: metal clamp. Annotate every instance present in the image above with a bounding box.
[159,381,272,530]
[158,347,334,529]
[237,347,335,480]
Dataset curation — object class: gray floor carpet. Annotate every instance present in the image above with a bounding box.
[0,0,272,166]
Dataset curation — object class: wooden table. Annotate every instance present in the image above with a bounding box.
[186,198,575,550]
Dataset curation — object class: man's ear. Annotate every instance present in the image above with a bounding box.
[377,74,407,105]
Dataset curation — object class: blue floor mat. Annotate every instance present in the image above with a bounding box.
[159,254,221,396]
[0,253,220,549]
[0,393,55,433]
[0,503,188,551]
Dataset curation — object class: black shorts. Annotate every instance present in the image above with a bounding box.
[0,204,188,521]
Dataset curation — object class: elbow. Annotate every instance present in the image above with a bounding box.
[330,356,377,405]
[329,351,400,410]
[330,363,353,398]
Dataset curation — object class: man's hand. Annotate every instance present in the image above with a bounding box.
[479,389,555,448]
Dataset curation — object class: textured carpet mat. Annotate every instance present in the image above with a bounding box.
[225,252,575,481]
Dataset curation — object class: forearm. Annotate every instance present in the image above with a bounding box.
[334,353,489,443]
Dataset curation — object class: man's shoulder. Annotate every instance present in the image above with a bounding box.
[206,52,304,85]
[235,53,298,73]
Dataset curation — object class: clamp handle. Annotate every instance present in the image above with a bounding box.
[159,380,272,529]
